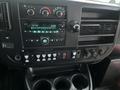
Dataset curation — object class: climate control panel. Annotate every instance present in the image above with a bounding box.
[19,4,66,19]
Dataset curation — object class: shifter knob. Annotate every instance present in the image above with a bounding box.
[70,21,80,32]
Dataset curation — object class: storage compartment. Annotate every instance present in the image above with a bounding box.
[78,36,114,45]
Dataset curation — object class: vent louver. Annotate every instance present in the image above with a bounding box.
[0,2,11,31]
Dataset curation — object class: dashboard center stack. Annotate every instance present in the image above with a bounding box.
[19,4,67,48]
[0,1,119,67]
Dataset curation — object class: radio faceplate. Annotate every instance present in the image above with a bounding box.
[21,21,66,48]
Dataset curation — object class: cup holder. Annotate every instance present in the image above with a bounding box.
[71,74,89,89]
[54,77,71,90]
[33,79,52,90]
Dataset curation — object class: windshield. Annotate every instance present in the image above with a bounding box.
[88,0,120,4]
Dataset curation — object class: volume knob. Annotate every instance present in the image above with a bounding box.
[27,9,35,16]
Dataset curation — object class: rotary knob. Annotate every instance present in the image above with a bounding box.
[83,49,92,59]
[90,49,98,57]
[98,48,106,55]
[56,10,64,17]
[27,9,35,16]
[41,37,49,45]
[70,21,80,32]
[54,7,65,18]
[40,7,51,17]
[41,10,50,16]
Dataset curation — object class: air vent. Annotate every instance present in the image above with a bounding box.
[80,8,119,36]
[78,8,119,46]
[0,2,11,31]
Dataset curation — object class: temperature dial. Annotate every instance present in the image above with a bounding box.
[27,9,35,16]
[56,10,64,17]
[54,7,65,18]
[40,7,51,17]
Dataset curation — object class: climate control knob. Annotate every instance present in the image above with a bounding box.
[54,7,65,18]
[83,49,92,59]
[56,10,64,17]
[41,10,50,16]
[27,9,35,16]
[70,21,80,32]
[40,7,51,17]
[90,49,98,57]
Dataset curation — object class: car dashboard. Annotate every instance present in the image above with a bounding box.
[0,0,120,90]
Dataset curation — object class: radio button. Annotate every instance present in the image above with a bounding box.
[37,59,40,62]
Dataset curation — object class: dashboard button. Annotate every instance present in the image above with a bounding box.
[36,55,40,58]
[24,55,29,59]
[48,58,51,61]
[42,58,46,61]
[48,54,52,57]
[42,54,46,58]
[37,59,40,62]
[53,58,57,60]
[73,51,77,56]
[53,53,57,57]
[25,60,29,63]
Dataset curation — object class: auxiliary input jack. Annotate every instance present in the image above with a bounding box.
[14,54,21,61]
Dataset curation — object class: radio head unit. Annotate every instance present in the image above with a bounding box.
[21,21,66,47]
